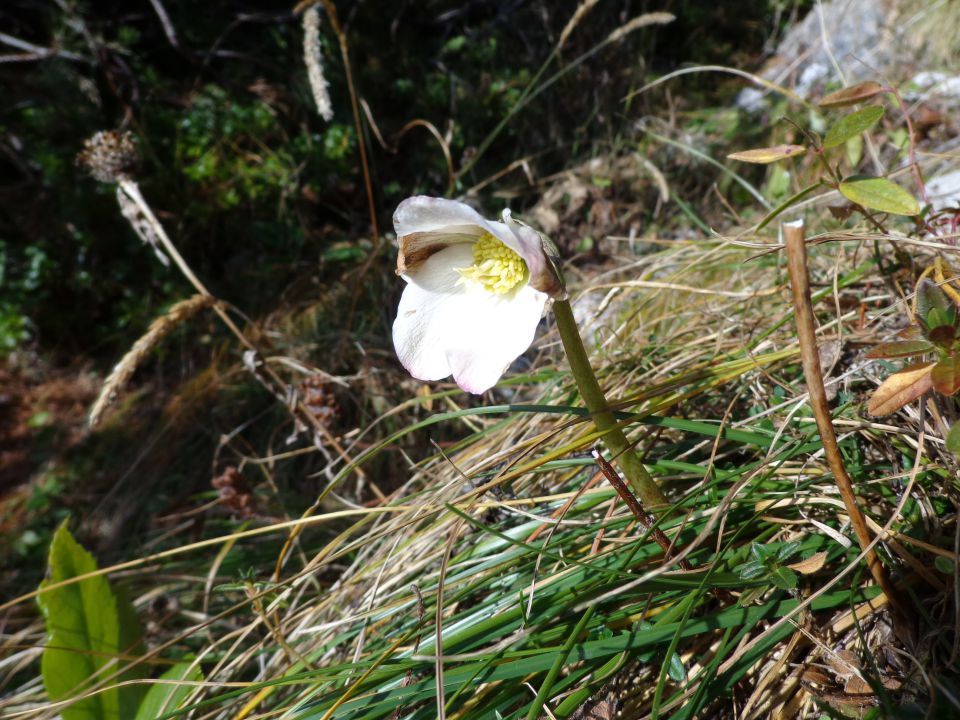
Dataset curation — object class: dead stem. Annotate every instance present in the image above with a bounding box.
[782,218,908,633]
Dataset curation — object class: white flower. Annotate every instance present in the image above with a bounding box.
[392,196,564,394]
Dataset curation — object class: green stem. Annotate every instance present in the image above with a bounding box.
[552,298,668,507]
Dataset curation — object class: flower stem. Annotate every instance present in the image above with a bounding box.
[552,298,668,507]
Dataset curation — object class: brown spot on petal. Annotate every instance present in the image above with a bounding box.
[397,241,449,275]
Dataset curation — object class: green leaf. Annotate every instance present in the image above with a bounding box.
[931,357,960,395]
[946,421,960,455]
[775,540,802,562]
[866,341,934,359]
[838,175,920,216]
[134,661,203,720]
[769,566,799,591]
[757,183,821,231]
[823,106,884,148]
[38,521,146,720]
[737,561,767,580]
[726,144,807,164]
[666,650,687,683]
[936,555,956,573]
[819,81,885,108]
[918,280,951,317]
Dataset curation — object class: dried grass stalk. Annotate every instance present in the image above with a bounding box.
[557,0,601,52]
[89,294,217,428]
[302,6,334,122]
[606,11,675,44]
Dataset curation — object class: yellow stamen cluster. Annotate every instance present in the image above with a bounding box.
[459,232,529,295]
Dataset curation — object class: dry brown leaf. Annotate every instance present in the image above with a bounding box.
[787,551,827,575]
[820,81,885,108]
[867,362,935,416]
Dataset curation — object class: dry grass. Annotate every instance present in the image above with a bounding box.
[88,294,217,428]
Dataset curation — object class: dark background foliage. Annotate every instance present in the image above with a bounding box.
[0,0,804,585]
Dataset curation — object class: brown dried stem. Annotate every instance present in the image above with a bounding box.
[783,219,905,622]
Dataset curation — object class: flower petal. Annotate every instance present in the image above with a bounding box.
[393,244,474,382]
[445,284,547,393]
[394,196,492,237]
[500,209,565,298]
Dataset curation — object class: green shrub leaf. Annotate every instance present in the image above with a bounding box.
[838,176,920,216]
[917,279,954,326]
[37,521,146,720]
[135,661,204,720]
[946,421,960,455]
[769,566,798,591]
[823,106,884,148]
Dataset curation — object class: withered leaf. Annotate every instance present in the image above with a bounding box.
[867,362,934,416]
[727,144,807,164]
[820,81,885,108]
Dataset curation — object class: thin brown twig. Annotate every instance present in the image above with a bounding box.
[591,449,693,571]
[782,219,907,626]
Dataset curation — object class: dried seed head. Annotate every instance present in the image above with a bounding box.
[76,130,139,183]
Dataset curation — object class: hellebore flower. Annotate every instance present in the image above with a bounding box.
[392,196,565,394]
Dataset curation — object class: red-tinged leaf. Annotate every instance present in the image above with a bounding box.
[866,340,934,359]
[727,144,807,164]
[929,325,957,344]
[867,362,934,416]
[896,325,925,340]
[820,81,885,108]
[931,357,960,395]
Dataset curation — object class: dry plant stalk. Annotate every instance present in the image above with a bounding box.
[89,294,216,428]
[302,5,334,122]
[557,0,601,51]
[782,219,905,624]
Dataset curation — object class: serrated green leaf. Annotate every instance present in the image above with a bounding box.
[134,661,203,720]
[823,106,884,148]
[769,566,799,591]
[932,357,960,395]
[820,81,885,108]
[838,175,920,216]
[38,521,145,720]
[866,341,934,359]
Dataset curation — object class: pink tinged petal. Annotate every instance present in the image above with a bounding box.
[500,209,565,298]
[392,244,474,381]
[445,284,548,394]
